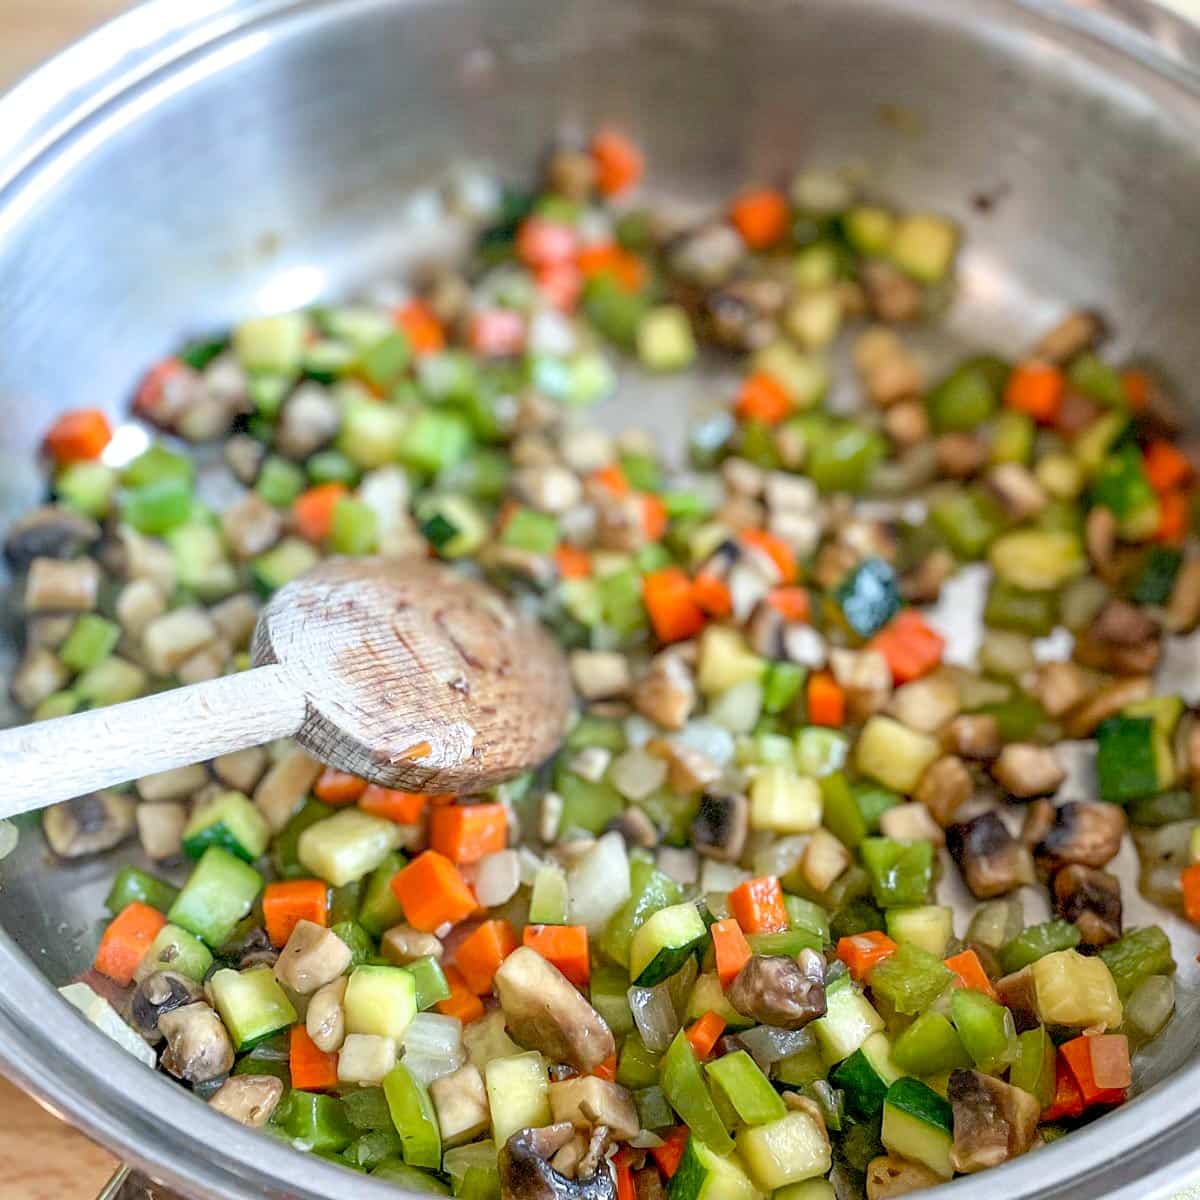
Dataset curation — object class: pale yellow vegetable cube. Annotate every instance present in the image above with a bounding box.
[485,1052,550,1147]
[697,626,766,696]
[737,1110,831,1190]
[749,766,822,834]
[855,716,940,794]
[1032,950,1122,1029]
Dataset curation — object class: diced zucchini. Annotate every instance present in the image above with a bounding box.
[1031,949,1122,1029]
[167,846,263,947]
[344,965,418,1041]
[842,205,895,255]
[358,852,407,937]
[886,906,953,957]
[811,976,884,1064]
[736,1110,831,1191]
[1096,716,1166,804]
[989,530,1085,592]
[104,865,178,915]
[528,864,569,925]
[668,1136,764,1200]
[182,790,269,863]
[234,312,308,373]
[484,1052,550,1147]
[686,970,753,1030]
[881,1077,953,1178]
[298,809,403,887]
[135,922,213,983]
[210,965,297,1049]
[629,902,707,987]
[855,717,940,794]
[749,766,822,834]
[252,537,320,593]
[830,1032,900,1119]
[417,494,488,559]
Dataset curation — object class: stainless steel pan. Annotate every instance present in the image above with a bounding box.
[1,1,1199,1197]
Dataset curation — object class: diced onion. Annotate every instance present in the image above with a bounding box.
[402,1012,464,1060]
[566,832,631,933]
[404,1051,464,1086]
[611,748,669,801]
[737,1025,816,1070]
[623,715,657,749]
[629,981,681,1053]
[753,834,808,880]
[708,680,764,734]
[1126,974,1175,1039]
[677,720,735,768]
[474,850,521,908]
[699,859,749,893]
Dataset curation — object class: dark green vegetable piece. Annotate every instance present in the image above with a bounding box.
[179,337,228,370]
[821,772,868,850]
[983,580,1058,636]
[998,919,1081,974]
[344,1130,405,1170]
[1092,444,1157,521]
[839,1115,884,1173]
[868,943,954,1015]
[1128,790,1195,827]
[860,838,934,908]
[974,694,1046,742]
[104,865,179,915]
[331,921,376,966]
[807,421,886,494]
[1096,716,1160,803]
[343,1086,394,1131]
[837,558,902,639]
[1134,547,1183,605]
[1069,353,1126,407]
[1099,925,1176,999]
[583,275,649,349]
[926,357,1007,433]
[277,1092,355,1153]
[931,487,1007,559]
[852,783,902,832]
[830,898,887,942]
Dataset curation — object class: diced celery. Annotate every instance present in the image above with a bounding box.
[383,1062,442,1169]
[59,614,120,673]
[337,399,411,469]
[1099,926,1176,999]
[707,1050,787,1126]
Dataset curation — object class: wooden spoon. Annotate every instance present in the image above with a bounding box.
[0,557,573,817]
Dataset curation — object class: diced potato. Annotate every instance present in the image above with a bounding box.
[800,828,850,892]
[1031,950,1122,1030]
[485,1052,550,1147]
[698,626,766,696]
[856,716,940,794]
[737,1110,832,1190]
[430,1063,491,1147]
[337,1033,397,1085]
[749,766,822,834]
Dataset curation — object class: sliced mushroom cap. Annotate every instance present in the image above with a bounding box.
[605,806,659,850]
[690,792,749,862]
[4,505,100,571]
[1035,800,1126,872]
[208,1074,284,1127]
[991,743,1065,800]
[549,1075,639,1140]
[947,811,1035,899]
[158,1002,235,1085]
[993,966,1040,1032]
[948,1068,1040,1173]
[632,652,696,731]
[727,952,826,1030]
[43,791,135,858]
[381,924,445,965]
[948,714,1001,761]
[494,946,615,1073]
[500,1123,617,1200]
[274,919,352,995]
[914,755,972,827]
[306,976,348,1053]
[1075,599,1161,675]
[129,971,203,1043]
[1052,864,1122,947]
[865,1154,945,1199]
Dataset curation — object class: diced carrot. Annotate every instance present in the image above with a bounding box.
[1085,1033,1132,1090]
[289,1024,339,1091]
[523,924,591,987]
[469,309,525,357]
[643,566,707,644]
[1042,1052,1086,1121]
[765,586,810,623]
[734,372,792,425]
[134,358,185,417]
[729,876,789,934]
[870,610,946,685]
[640,493,668,542]
[1004,361,1065,423]
[807,671,845,727]
[394,299,446,355]
[836,931,899,983]
[455,919,518,994]
[391,850,478,931]
[1121,369,1150,411]
[650,1127,690,1179]
[516,217,578,268]
[293,482,348,543]
[591,1053,618,1082]
[534,261,583,312]
[729,188,790,250]
[263,879,329,948]
[739,528,797,584]
[1182,862,1200,924]
[711,917,752,988]
[943,949,997,1000]
[691,572,733,619]
[359,785,430,825]
[436,965,486,1023]
[1155,489,1188,545]
[45,409,113,466]
[576,243,647,292]
[613,1148,637,1200]
[554,543,592,580]
[1143,440,1191,494]
[685,1011,727,1060]
[429,803,509,864]
[591,128,643,197]
[94,901,167,986]
[591,463,630,497]
[313,768,367,805]
[1060,1036,1127,1108]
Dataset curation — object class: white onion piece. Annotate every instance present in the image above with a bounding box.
[517,846,545,886]
[59,982,156,1068]
[474,850,521,908]
[623,714,657,749]
[708,680,763,734]
[630,1131,665,1149]
[403,1012,463,1060]
[404,1051,464,1086]
[753,835,808,880]
[699,859,749,893]
[629,982,681,1053]
[736,1025,815,1070]
[656,846,698,887]
[566,832,631,933]
[611,748,669,801]
[676,720,735,768]
[1126,974,1175,1039]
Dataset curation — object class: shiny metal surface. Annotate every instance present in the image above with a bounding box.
[0,0,1199,1197]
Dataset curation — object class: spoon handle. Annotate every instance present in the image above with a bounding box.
[0,664,305,818]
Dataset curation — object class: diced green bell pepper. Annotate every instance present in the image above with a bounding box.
[1133,546,1182,605]
[926,357,1006,433]
[273,799,334,879]
[820,772,868,851]
[950,988,1016,1073]
[661,1030,735,1154]
[383,1063,442,1169]
[1068,353,1126,407]
[930,487,1006,559]
[1098,925,1176,999]
[104,865,179,915]
[859,838,933,908]
[998,919,1081,974]
[617,1032,662,1090]
[344,1085,395,1130]
[891,1011,972,1076]
[867,943,953,1015]
[278,1091,355,1153]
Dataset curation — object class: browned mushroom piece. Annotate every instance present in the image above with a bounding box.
[948,1069,1040,1173]
[1084,505,1119,584]
[991,743,1065,800]
[947,812,1035,899]
[159,1002,235,1085]
[605,807,659,850]
[1064,675,1152,738]
[494,947,615,1072]
[746,600,788,660]
[128,971,204,1044]
[1032,661,1091,719]
[727,951,826,1030]
[1052,864,1122,947]
[3,505,100,571]
[1020,799,1055,850]
[633,1167,666,1200]
[208,1075,284,1127]
[631,651,697,731]
[1166,559,1200,634]
[1074,599,1162,675]
[948,713,1002,761]
[860,260,924,325]
[936,432,988,479]
[994,967,1040,1032]
[901,548,955,605]
[690,792,749,862]
[865,1154,945,1199]
[1034,311,1106,364]
[1034,800,1127,872]
[499,1123,617,1200]
[915,755,973,826]
[983,463,1047,522]
[43,791,136,859]
[703,279,786,352]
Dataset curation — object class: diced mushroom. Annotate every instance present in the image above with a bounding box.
[888,672,960,734]
[514,465,584,515]
[43,791,135,858]
[4,506,100,571]
[549,1075,639,1140]
[137,763,210,803]
[212,746,269,794]
[208,1075,284,1127]
[880,802,945,846]
[1034,801,1126,872]
[25,614,74,649]
[24,556,100,613]
[306,976,348,1053]
[901,547,955,604]
[337,1033,397,1085]
[1064,676,1152,738]
[275,382,339,459]
[830,648,892,721]
[705,281,784,352]
[994,967,1040,1031]
[141,606,218,675]
[137,801,188,860]
[1074,600,1161,676]
[648,739,721,795]
[382,923,445,965]
[915,755,973,826]
[669,224,746,287]
[159,1002,235,1084]
[129,971,204,1043]
[727,952,826,1030]
[984,463,1048,522]
[274,919,353,995]
[11,646,69,709]
[861,260,924,326]
[1020,799,1055,850]
[991,744,1065,800]
[605,807,659,850]
[634,1167,666,1200]
[947,812,1035,898]
[746,600,787,661]
[690,793,749,862]
[493,946,615,1072]
[221,493,283,560]
[948,1069,1040,1173]
[499,1123,617,1200]
[115,579,167,638]
[936,432,988,479]
[1052,864,1122,947]
[632,651,697,731]
[1032,661,1091,719]
[569,652,632,702]
[800,827,852,890]
[1166,559,1200,634]
[254,745,322,833]
[224,433,265,486]
[209,593,259,649]
[884,400,930,450]
[1085,505,1119,584]
[107,527,177,593]
[866,1154,945,1199]
[431,1063,491,1147]
[1034,311,1105,364]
